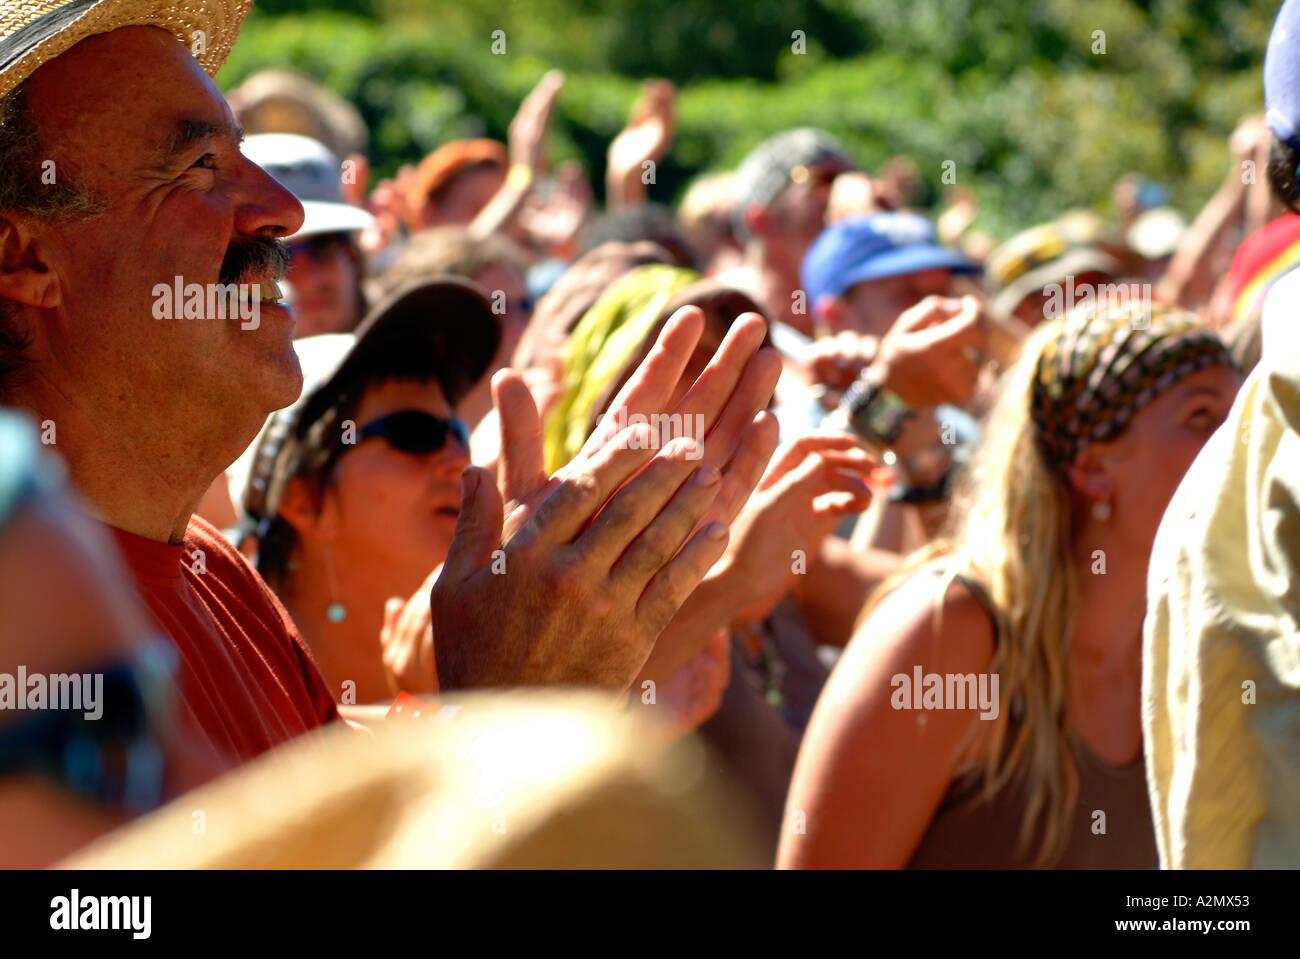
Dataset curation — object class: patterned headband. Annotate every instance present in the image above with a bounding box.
[1031,302,1236,475]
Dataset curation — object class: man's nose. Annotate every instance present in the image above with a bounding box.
[233,155,306,240]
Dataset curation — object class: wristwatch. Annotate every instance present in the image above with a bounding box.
[840,363,913,450]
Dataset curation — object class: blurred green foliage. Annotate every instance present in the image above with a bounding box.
[219,0,1281,240]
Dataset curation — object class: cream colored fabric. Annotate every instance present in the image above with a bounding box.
[60,691,765,869]
[1142,280,1300,868]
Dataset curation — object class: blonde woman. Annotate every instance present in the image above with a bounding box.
[779,303,1240,867]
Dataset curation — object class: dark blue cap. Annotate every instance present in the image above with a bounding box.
[1266,0,1300,147]
[800,212,980,306]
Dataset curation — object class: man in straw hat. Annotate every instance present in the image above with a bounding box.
[0,3,781,763]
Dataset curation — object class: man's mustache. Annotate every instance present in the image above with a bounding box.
[219,238,289,287]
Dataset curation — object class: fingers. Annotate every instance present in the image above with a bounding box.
[494,369,548,507]
[525,423,660,545]
[381,597,403,647]
[581,305,704,459]
[759,454,871,555]
[764,443,875,527]
[696,344,783,472]
[589,309,775,479]
[883,295,987,405]
[520,69,565,123]
[759,432,871,491]
[914,295,985,350]
[782,453,875,520]
[636,519,731,634]
[894,294,958,333]
[599,438,720,582]
[921,301,985,401]
[708,410,781,525]
[812,488,871,517]
[669,312,769,438]
[773,448,863,503]
[647,80,676,137]
[436,466,505,589]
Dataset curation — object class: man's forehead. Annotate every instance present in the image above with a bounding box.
[25,25,236,160]
[26,25,225,125]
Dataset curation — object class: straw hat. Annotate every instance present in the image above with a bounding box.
[0,0,251,100]
[60,691,767,868]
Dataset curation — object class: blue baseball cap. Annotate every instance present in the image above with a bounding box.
[801,212,980,306]
[1266,0,1300,147]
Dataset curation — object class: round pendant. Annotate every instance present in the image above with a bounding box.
[326,602,346,623]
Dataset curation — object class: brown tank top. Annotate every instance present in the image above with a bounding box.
[904,567,1159,868]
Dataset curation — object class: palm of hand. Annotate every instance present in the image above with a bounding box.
[432,308,780,692]
[610,117,671,171]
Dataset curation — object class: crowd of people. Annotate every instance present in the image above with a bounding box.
[1,0,1299,869]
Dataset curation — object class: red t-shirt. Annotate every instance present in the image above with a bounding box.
[109,516,338,762]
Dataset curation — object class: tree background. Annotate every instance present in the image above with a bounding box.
[220,0,1280,239]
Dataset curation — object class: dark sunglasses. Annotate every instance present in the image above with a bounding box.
[346,410,469,457]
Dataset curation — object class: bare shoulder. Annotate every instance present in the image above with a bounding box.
[806,564,998,741]
[781,563,999,867]
[844,565,997,681]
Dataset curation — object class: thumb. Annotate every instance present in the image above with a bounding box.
[438,465,505,588]
[494,369,548,507]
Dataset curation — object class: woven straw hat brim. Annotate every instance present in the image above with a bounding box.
[0,0,251,100]
[60,691,768,868]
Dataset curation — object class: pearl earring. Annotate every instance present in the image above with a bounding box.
[1091,499,1112,522]
[324,544,346,623]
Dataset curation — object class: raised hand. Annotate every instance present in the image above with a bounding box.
[470,70,567,243]
[509,69,566,175]
[518,160,594,257]
[429,306,781,691]
[579,307,783,529]
[379,568,439,697]
[505,306,781,539]
[874,294,987,408]
[363,163,416,253]
[607,80,676,208]
[720,432,875,626]
[634,432,872,685]
[802,330,879,407]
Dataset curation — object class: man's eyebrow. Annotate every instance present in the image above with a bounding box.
[159,118,245,162]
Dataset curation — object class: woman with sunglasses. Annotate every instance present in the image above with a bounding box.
[233,277,745,728]
[230,279,498,706]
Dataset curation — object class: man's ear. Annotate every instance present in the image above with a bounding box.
[276,475,336,544]
[1064,443,1115,504]
[0,215,61,309]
